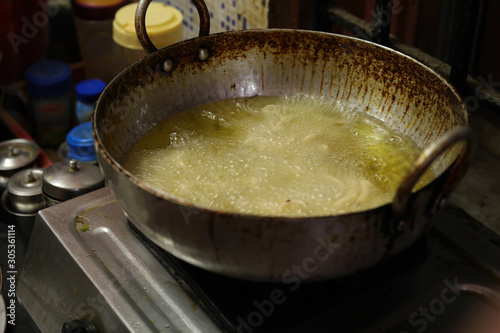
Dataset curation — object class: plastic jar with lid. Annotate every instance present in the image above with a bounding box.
[66,121,97,164]
[75,79,106,124]
[72,0,129,83]
[25,60,73,147]
[112,2,183,76]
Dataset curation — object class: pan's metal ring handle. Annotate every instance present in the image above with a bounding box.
[392,126,476,220]
[136,0,211,54]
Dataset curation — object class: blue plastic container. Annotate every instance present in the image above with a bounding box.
[75,79,106,123]
[66,122,96,163]
[26,60,72,97]
[26,60,73,146]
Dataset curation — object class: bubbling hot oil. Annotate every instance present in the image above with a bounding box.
[123,95,434,217]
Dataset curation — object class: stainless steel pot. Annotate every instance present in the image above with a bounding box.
[93,0,475,282]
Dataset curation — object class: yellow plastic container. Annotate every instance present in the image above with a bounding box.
[73,0,128,83]
[112,2,183,75]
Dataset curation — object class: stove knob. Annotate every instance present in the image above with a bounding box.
[61,319,97,333]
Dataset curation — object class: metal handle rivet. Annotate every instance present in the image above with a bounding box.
[163,59,173,72]
[198,48,209,61]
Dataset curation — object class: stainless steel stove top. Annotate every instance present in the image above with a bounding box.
[17,187,500,333]
[18,187,221,333]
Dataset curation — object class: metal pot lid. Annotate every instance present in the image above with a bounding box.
[42,159,105,201]
[3,168,45,214]
[0,139,40,171]
[6,168,44,197]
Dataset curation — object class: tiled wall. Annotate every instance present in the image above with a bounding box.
[161,0,269,40]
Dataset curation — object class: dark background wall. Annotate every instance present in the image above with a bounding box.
[269,0,499,90]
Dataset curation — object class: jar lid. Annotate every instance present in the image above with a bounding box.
[42,159,104,201]
[7,168,44,198]
[73,0,128,21]
[5,168,45,214]
[75,79,106,104]
[66,122,96,162]
[0,139,40,172]
[113,2,183,50]
[25,60,72,97]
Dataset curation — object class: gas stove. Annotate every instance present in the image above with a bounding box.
[17,187,500,333]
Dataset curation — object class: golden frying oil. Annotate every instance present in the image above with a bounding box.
[123,95,434,217]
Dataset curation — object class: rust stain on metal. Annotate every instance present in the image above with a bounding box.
[355,84,361,101]
[319,61,326,95]
[300,67,306,92]
[261,64,265,91]
[329,74,334,97]
[402,103,410,119]
[360,85,368,105]
[345,76,354,101]
[335,79,340,100]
